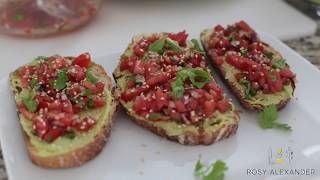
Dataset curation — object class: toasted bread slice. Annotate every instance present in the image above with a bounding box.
[201,21,296,111]
[9,54,117,168]
[114,32,239,145]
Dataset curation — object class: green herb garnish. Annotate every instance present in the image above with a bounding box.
[53,68,68,90]
[191,39,204,52]
[83,89,92,96]
[148,113,163,120]
[239,79,256,99]
[166,38,182,52]
[135,78,144,86]
[64,131,76,139]
[172,68,211,97]
[86,69,98,84]
[272,59,286,69]
[264,51,274,59]
[29,78,37,89]
[195,159,228,180]
[33,56,48,62]
[259,105,292,131]
[240,48,248,56]
[87,99,94,108]
[23,89,38,113]
[14,14,24,21]
[148,38,166,54]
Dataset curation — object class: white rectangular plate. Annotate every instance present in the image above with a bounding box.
[0,32,320,180]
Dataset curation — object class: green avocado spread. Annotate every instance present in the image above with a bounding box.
[10,64,113,157]
[222,62,293,107]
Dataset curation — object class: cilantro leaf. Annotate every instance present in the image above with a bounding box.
[166,38,182,52]
[149,38,166,54]
[148,113,163,120]
[53,68,68,90]
[83,89,92,96]
[14,14,24,21]
[172,68,211,98]
[240,48,247,56]
[195,160,205,176]
[239,79,256,99]
[23,89,38,113]
[86,69,98,84]
[272,59,286,69]
[259,105,292,131]
[29,78,37,89]
[64,131,76,139]
[195,159,228,180]
[264,51,274,59]
[33,56,48,62]
[87,98,94,108]
[191,39,204,52]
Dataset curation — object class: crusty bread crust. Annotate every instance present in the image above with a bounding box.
[201,30,295,111]
[113,33,240,145]
[10,60,118,168]
[125,104,239,145]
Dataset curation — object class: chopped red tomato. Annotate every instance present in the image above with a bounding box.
[73,52,91,68]
[68,65,85,82]
[236,20,252,32]
[217,100,231,113]
[74,117,96,132]
[168,31,188,46]
[214,25,225,32]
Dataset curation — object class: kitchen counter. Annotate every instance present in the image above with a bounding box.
[1,2,320,180]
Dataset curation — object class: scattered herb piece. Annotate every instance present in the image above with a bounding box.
[191,39,204,52]
[172,68,211,97]
[166,38,182,52]
[64,131,76,139]
[259,105,292,131]
[239,79,256,99]
[53,68,68,90]
[148,113,163,120]
[33,56,48,62]
[149,38,166,54]
[29,78,37,89]
[83,89,92,96]
[264,51,274,59]
[86,69,98,84]
[194,159,228,180]
[240,48,248,56]
[23,89,38,113]
[14,14,24,21]
[272,59,286,69]
[87,99,94,108]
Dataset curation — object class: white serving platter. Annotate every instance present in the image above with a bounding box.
[0,32,320,180]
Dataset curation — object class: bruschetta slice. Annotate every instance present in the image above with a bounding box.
[9,53,117,168]
[201,21,296,111]
[114,31,239,145]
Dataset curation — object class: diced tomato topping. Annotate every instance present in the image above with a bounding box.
[217,100,231,113]
[204,100,216,115]
[94,81,105,94]
[214,25,225,32]
[215,57,224,65]
[74,117,96,132]
[146,74,170,87]
[175,100,185,113]
[152,90,169,112]
[280,69,295,79]
[121,85,149,102]
[236,20,252,32]
[73,52,92,68]
[134,44,145,57]
[127,80,136,89]
[67,65,85,82]
[92,96,106,108]
[133,60,146,75]
[32,116,49,138]
[120,57,137,72]
[43,127,65,142]
[133,96,150,113]
[168,31,188,46]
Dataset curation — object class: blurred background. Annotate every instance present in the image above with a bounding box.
[0,0,320,178]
